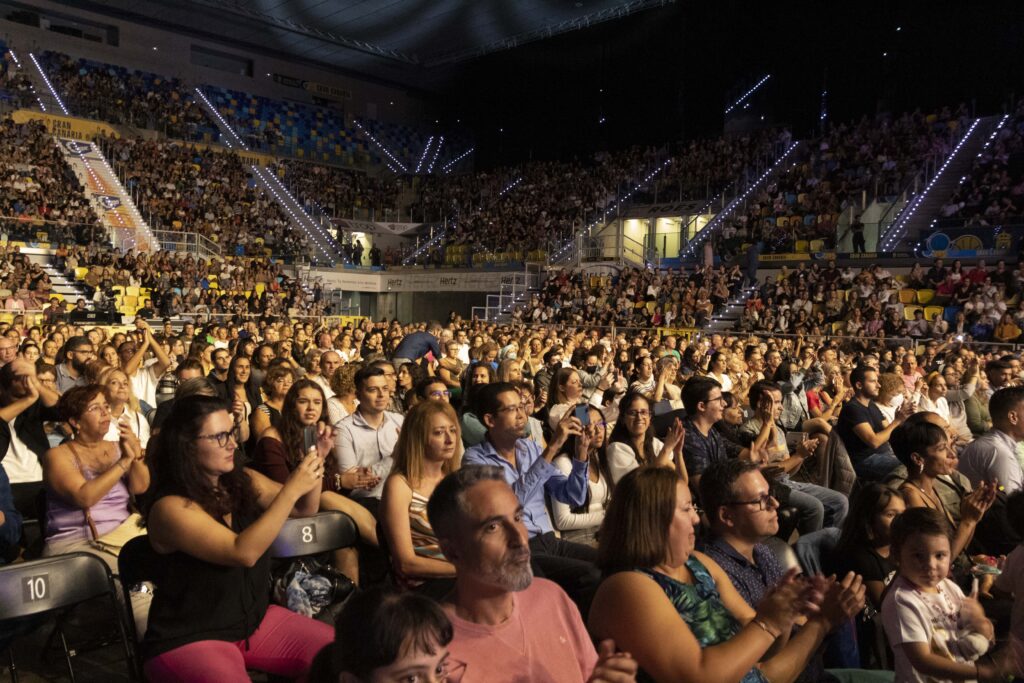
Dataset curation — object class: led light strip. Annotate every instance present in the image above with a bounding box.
[354,121,408,173]
[684,141,801,258]
[441,147,475,174]
[9,49,46,112]
[881,118,981,251]
[415,136,434,174]
[551,158,673,261]
[269,170,346,264]
[725,74,771,115]
[193,88,248,149]
[252,165,336,266]
[28,52,68,115]
[426,136,445,174]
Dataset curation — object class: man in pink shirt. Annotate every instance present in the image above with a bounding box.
[427,466,636,683]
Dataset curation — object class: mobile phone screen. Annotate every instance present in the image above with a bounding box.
[574,404,590,426]
[303,425,317,454]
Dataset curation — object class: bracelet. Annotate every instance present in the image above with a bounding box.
[752,619,780,639]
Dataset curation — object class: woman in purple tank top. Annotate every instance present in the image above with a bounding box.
[42,384,151,632]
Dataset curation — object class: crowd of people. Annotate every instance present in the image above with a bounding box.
[718,106,969,256]
[98,135,310,258]
[1,290,1023,681]
[939,101,1024,228]
[274,159,403,222]
[38,51,212,141]
[0,117,103,245]
[737,259,1024,343]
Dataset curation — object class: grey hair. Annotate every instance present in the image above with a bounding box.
[427,465,506,540]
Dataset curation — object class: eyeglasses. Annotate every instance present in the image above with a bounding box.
[725,493,778,511]
[429,390,452,398]
[84,403,111,416]
[196,431,237,448]
[497,403,528,414]
[624,410,650,419]
[681,503,702,515]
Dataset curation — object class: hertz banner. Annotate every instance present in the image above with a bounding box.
[11,109,119,141]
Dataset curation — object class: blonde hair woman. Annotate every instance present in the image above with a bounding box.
[98,367,150,449]
[380,400,463,597]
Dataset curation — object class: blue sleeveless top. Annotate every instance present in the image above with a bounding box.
[635,556,768,683]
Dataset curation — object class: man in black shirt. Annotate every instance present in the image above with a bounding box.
[835,365,913,481]
[926,258,947,288]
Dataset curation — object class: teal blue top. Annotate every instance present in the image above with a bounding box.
[635,555,768,683]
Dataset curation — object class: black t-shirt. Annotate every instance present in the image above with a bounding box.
[835,399,887,462]
[834,546,895,594]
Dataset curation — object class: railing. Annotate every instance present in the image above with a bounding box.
[150,230,222,258]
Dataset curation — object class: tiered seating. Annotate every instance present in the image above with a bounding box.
[37,51,218,141]
[0,47,35,108]
[357,118,470,173]
[938,99,1024,227]
[202,85,368,167]
[0,116,102,245]
[100,135,309,259]
[273,159,401,220]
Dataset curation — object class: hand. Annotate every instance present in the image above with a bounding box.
[896,400,916,421]
[575,429,591,462]
[340,467,378,490]
[814,572,866,629]
[960,486,993,525]
[118,422,143,461]
[284,450,325,498]
[553,407,584,448]
[754,568,812,635]
[315,423,336,460]
[796,436,820,458]
[231,399,246,423]
[664,417,685,450]
[587,639,638,683]
[959,597,992,637]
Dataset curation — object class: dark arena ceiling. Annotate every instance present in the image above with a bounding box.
[58,0,673,89]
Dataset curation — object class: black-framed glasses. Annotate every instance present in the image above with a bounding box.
[725,493,777,511]
[196,431,237,448]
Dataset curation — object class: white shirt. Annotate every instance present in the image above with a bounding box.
[104,407,151,448]
[2,420,42,483]
[130,357,162,408]
[958,429,1023,494]
[606,438,664,486]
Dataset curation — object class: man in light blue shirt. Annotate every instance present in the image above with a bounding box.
[464,382,600,614]
[959,386,1024,494]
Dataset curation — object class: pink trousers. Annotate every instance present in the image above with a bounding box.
[144,605,332,682]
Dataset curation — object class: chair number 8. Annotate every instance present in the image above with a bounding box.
[301,525,316,543]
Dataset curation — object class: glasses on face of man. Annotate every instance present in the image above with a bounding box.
[725,493,778,512]
[429,390,452,399]
[496,402,528,415]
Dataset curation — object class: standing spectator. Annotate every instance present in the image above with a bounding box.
[120,320,172,409]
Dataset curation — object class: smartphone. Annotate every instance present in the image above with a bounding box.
[302,425,317,454]
[574,404,591,426]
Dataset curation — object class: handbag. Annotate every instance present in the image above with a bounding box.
[88,511,147,556]
[272,554,356,623]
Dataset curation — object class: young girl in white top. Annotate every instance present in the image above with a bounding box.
[881,507,1001,683]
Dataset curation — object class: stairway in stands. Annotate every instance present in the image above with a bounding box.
[878,115,999,251]
[192,88,343,266]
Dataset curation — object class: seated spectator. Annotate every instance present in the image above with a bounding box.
[605,391,685,486]
[42,385,151,631]
[958,386,1024,494]
[992,492,1024,678]
[551,405,611,546]
[149,359,206,434]
[250,365,294,439]
[739,381,846,533]
[835,365,913,481]
[98,367,151,449]
[334,366,404,512]
[380,400,461,595]
[681,376,730,489]
[463,382,600,611]
[426,465,638,682]
[890,418,996,579]
[0,457,21,563]
[589,466,862,683]
[312,587,454,682]
[327,363,360,425]
[140,395,331,681]
[0,358,60,520]
[833,483,906,612]
[250,378,380,581]
[881,508,1005,682]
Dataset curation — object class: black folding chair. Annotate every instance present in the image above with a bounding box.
[269,511,358,560]
[0,552,134,683]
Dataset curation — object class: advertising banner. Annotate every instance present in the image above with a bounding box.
[920,226,1022,259]
[11,109,119,141]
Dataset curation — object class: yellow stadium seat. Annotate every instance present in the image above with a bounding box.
[75,267,88,280]
[794,240,809,253]
[904,305,922,321]
[916,289,935,305]
[809,239,824,252]
[924,306,943,321]
[126,286,140,297]
[898,289,917,305]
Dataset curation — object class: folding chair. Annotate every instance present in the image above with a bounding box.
[269,511,358,560]
[0,553,134,682]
